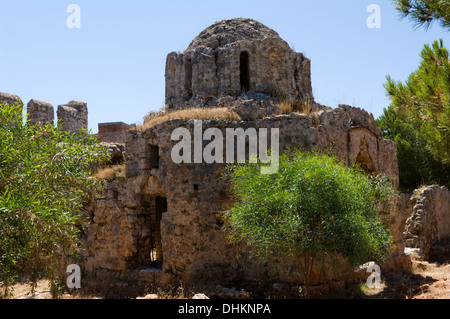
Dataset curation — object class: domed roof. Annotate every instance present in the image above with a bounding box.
[187,18,282,51]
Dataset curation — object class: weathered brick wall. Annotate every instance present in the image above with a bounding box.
[97,122,130,143]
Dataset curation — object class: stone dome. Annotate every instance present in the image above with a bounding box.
[187,18,282,51]
[165,18,314,110]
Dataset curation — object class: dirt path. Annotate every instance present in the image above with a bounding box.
[9,257,450,299]
[358,252,450,299]
[409,260,450,299]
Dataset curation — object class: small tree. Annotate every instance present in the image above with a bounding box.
[0,101,108,298]
[222,151,395,297]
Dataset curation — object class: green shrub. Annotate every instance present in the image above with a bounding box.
[222,150,395,296]
[0,101,109,298]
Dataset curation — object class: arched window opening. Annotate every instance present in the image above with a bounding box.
[240,52,250,92]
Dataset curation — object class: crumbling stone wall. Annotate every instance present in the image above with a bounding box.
[0,92,22,105]
[27,99,54,126]
[165,18,314,110]
[57,101,88,133]
[1,92,90,134]
[0,92,23,124]
[404,185,450,259]
[315,104,399,188]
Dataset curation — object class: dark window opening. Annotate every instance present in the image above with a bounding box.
[193,184,199,191]
[240,52,250,92]
[149,144,159,169]
[216,218,224,229]
[185,58,193,100]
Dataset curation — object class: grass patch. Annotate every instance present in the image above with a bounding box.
[138,107,242,132]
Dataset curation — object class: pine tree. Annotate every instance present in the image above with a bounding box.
[377,39,450,190]
[393,0,450,30]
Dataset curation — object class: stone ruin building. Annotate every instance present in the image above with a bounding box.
[2,18,449,298]
[76,18,409,297]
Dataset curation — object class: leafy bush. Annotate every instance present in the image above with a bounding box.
[0,101,109,298]
[222,150,395,296]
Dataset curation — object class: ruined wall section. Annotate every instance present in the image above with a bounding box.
[1,93,91,134]
[27,99,54,126]
[57,101,88,133]
[404,185,450,259]
[315,104,399,187]
[0,92,22,105]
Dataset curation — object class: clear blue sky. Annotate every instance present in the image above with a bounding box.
[0,0,448,133]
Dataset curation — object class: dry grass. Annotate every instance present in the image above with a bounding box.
[138,107,242,132]
[94,165,126,182]
[277,99,313,115]
[138,96,315,133]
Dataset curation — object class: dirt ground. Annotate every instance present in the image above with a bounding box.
[9,254,450,300]
[357,254,450,299]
